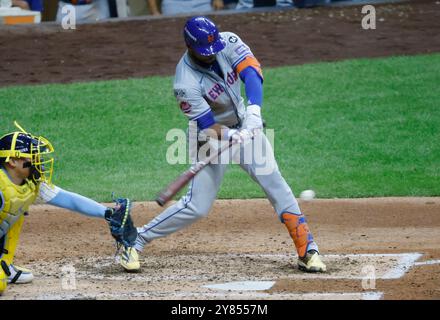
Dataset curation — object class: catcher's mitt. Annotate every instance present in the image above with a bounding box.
[105,197,137,248]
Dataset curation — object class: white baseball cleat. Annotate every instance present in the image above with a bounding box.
[120,246,140,272]
[7,264,34,284]
[298,250,327,273]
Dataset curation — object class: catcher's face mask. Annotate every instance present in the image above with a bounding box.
[0,122,55,185]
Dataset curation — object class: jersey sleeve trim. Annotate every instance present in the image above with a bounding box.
[235,56,263,79]
[189,108,212,121]
[196,110,216,130]
[232,55,248,70]
[36,183,61,204]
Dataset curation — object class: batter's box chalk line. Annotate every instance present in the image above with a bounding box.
[35,291,385,301]
[24,252,429,300]
[163,291,385,300]
[196,253,422,301]
[213,252,423,280]
[40,252,423,282]
[414,259,440,266]
[323,252,423,280]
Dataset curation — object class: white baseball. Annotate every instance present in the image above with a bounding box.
[300,190,316,201]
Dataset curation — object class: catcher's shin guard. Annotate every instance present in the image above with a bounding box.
[282,213,314,259]
[0,237,5,295]
[0,215,25,266]
[0,264,7,295]
[0,260,8,296]
[0,215,27,295]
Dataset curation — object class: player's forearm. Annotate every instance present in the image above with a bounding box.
[202,123,224,140]
[48,189,107,219]
[203,123,246,142]
[195,109,239,140]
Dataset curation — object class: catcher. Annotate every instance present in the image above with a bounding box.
[0,122,138,296]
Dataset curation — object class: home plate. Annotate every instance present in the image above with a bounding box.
[200,282,383,300]
[203,281,276,291]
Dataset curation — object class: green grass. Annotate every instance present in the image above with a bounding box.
[1,54,439,201]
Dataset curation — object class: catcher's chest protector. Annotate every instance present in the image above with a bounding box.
[0,169,38,238]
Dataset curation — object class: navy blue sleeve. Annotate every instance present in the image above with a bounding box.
[196,109,216,130]
[26,0,43,11]
[239,66,263,107]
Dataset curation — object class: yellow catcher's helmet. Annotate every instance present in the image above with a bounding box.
[0,122,54,185]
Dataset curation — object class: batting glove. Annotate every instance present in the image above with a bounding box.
[224,128,253,144]
[243,104,263,133]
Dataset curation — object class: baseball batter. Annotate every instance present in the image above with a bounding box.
[130,16,326,273]
[0,123,138,295]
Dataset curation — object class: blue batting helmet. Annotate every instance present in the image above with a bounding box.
[183,16,226,56]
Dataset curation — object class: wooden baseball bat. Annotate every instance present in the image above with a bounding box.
[155,139,236,207]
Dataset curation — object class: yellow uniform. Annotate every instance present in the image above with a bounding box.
[0,169,39,294]
[0,123,132,294]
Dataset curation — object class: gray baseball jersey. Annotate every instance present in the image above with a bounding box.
[135,31,319,255]
[173,32,257,128]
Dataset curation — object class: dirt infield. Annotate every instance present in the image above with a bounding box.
[3,198,439,300]
[0,0,439,87]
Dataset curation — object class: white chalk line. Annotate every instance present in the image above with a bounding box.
[35,291,384,301]
[414,259,440,266]
[362,292,384,300]
[197,252,421,299]
[382,253,423,279]
[218,252,423,280]
[27,252,425,300]
[169,291,385,301]
[60,252,424,282]
[202,281,276,291]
